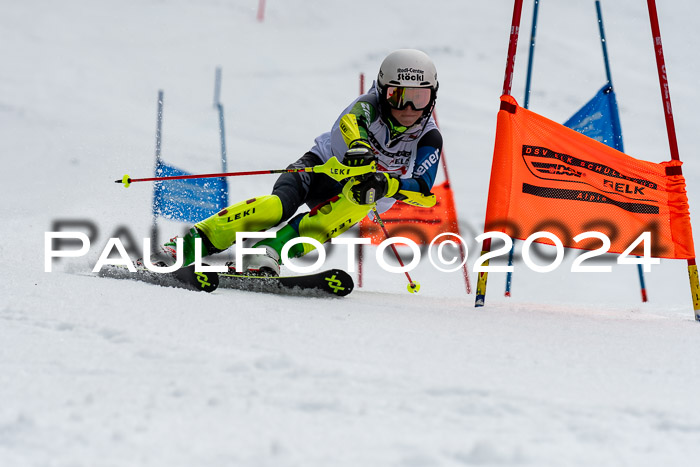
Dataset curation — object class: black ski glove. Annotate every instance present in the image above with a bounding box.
[346,172,400,205]
[343,140,375,167]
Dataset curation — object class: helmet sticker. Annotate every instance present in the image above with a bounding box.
[396,67,425,82]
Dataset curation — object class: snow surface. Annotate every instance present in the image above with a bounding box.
[3,0,700,465]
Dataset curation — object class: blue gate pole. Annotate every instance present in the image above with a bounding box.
[596,0,648,302]
[213,67,222,109]
[505,0,540,297]
[150,90,165,252]
[523,0,540,110]
[596,1,613,85]
[595,0,623,153]
[214,67,229,207]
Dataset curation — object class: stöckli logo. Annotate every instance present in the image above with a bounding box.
[396,67,425,82]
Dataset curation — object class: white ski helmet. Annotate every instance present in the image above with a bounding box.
[376,49,438,123]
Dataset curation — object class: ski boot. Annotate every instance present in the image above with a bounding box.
[135,227,210,268]
[226,245,280,277]
[136,242,178,268]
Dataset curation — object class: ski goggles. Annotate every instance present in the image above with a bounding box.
[384,86,433,110]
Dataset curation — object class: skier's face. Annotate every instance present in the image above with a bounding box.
[390,107,422,127]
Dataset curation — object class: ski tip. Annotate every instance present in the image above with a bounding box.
[216,268,354,297]
[322,269,354,297]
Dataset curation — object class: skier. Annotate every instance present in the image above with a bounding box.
[149,49,443,276]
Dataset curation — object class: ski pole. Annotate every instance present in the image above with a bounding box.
[115,156,376,187]
[371,206,420,294]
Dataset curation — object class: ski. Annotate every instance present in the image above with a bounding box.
[97,264,219,293]
[97,264,353,297]
[218,268,353,297]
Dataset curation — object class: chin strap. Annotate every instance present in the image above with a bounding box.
[384,104,434,140]
[387,118,409,139]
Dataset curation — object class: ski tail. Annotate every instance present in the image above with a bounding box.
[98,264,219,292]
